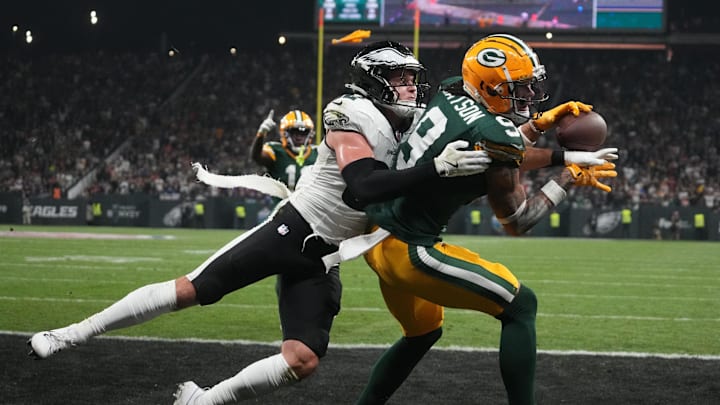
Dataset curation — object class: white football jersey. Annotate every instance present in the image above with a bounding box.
[289,95,400,246]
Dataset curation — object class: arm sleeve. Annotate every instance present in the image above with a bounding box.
[249,135,272,167]
[341,157,438,210]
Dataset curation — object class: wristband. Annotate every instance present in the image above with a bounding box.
[528,119,544,135]
[541,180,567,206]
[551,150,565,166]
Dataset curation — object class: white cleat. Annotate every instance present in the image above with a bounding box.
[173,381,207,405]
[27,329,75,359]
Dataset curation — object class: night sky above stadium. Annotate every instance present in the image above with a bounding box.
[1,0,316,51]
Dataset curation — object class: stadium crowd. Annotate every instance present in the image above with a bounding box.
[1,42,718,212]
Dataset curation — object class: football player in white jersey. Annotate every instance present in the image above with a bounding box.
[27,41,491,404]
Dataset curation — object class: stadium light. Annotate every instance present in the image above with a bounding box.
[11,25,18,33]
[229,47,237,55]
[278,35,286,45]
[90,10,99,25]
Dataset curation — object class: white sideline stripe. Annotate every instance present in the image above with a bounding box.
[524,279,718,289]
[5,330,719,361]
[24,255,162,264]
[2,295,720,322]
[7,263,717,290]
[4,282,720,304]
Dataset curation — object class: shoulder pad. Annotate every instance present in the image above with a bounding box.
[323,95,381,134]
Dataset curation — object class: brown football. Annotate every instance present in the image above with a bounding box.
[555,110,607,151]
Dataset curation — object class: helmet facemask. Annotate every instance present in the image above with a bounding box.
[492,67,548,125]
[283,127,313,153]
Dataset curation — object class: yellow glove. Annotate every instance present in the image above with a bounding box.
[566,162,617,192]
[532,101,593,132]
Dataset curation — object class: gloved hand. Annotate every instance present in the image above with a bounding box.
[564,148,619,167]
[257,110,276,135]
[434,140,492,177]
[532,101,593,132]
[565,162,617,192]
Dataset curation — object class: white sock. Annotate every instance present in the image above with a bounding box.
[199,354,300,404]
[65,280,177,342]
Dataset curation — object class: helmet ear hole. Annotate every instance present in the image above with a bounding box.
[484,84,498,96]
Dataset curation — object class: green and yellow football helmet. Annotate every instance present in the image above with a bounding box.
[462,34,548,124]
[279,110,314,153]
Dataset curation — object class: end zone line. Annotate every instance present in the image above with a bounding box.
[5,331,719,361]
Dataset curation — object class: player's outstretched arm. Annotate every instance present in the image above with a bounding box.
[249,110,276,167]
[520,147,619,171]
[488,161,617,235]
[330,131,489,209]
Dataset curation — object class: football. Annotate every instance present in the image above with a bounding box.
[555,110,607,151]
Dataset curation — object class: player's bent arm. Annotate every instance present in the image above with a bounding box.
[249,134,274,167]
[487,165,574,235]
[328,129,438,209]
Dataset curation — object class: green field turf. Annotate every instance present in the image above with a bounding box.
[1,225,718,356]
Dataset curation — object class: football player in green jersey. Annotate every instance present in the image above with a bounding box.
[354,34,618,404]
[250,109,318,191]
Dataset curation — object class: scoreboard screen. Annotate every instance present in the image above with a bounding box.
[317,0,664,31]
[320,0,381,24]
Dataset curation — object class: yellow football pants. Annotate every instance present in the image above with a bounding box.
[365,235,520,337]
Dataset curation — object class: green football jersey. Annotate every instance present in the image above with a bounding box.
[367,77,525,246]
[263,142,318,191]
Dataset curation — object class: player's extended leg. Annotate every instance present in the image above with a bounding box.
[497,285,537,405]
[27,222,271,359]
[366,236,537,405]
[28,277,187,359]
[29,203,298,360]
[355,278,443,405]
[175,245,342,404]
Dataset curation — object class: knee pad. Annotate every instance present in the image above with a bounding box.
[500,285,537,323]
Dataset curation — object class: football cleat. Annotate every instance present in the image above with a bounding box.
[173,381,208,405]
[27,328,76,359]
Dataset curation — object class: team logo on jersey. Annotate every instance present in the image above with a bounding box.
[477,48,506,67]
[323,110,349,129]
[277,224,290,236]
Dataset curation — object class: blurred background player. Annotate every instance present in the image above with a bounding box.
[249,109,318,191]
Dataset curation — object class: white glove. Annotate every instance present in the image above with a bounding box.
[257,109,276,135]
[564,147,619,167]
[433,140,492,177]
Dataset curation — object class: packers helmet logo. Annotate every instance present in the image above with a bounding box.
[477,48,506,68]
